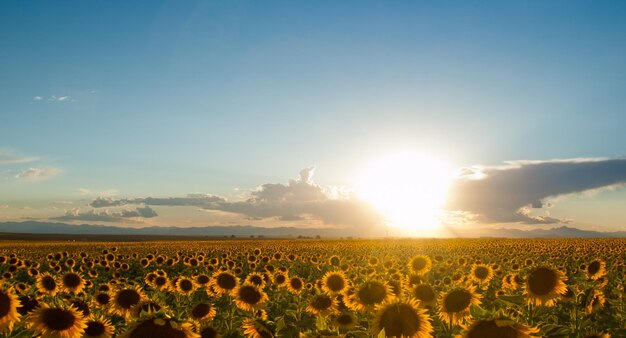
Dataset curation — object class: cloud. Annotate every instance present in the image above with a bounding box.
[52,206,158,222]
[89,168,385,232]
[77,188,118,197]
[49,95,72,102]
[32,96,43,101]
[15,167,62,182]
[0,149,38,164]
[445,158,626,225]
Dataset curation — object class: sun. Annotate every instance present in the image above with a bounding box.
[355,150,453,236]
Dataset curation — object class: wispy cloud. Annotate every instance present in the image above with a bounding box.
[49,95,72,102]
[32,96,43,101]
[15,167,63,182]
[0,149,38,164]
[77,188,118,197]
[52,206,158,222]
[446,158,626,225]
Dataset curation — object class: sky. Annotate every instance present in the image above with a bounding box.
[1,1,626,236]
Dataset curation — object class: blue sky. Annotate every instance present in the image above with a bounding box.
[1,1,626,234]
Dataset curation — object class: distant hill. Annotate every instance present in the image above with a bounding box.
[0,221,624,239]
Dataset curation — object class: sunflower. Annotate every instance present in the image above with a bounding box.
[37,273,59,296]
[234,284,268,312]
[83,315,114,338]
[373,299,433,338]
[211,271,239,295]
[586,259,607,280]
[27,304,87,338]
[582,333,610,338]
[439,285,482,325]
[287,277,305,294]
[0,286,21,333]
[190,302,216,322]
[347,280,394,312]
[411,284,438,308]
[197,324,221,338]
[470,264,493,285]
[112,286,145,317]
[245,273,266,288]
[60,272,85,294]
[585,289,605,315]
[460,317,540,338]
[408,255,432,275]
[242,318,274,338]
[333,312,357,330]
[524,266,567,306]
[306,293,337,316]
[175,277,197,296]
[132,301,163,318]
[17,294,39,316]
[272,272,287,287]
[321,271,349,295]
[120,315,200,338]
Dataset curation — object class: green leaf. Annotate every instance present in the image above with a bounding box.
[377,328,386,338]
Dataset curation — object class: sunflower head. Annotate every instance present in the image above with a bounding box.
[120,314,200,338]
[373,299,433,338]
[524,266,567,306]
[27,304,87,338]
[461,317,540,338]
[234,284,268,312]
[408,255,432,275]
[0,286,21,333]
[439,285,481,324]
[322,271,349,295]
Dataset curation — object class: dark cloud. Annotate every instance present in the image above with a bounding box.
[52,206,158,222]
[89,194,225,208]
[446,158,626,224]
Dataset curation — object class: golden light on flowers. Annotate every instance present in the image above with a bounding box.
[175,277,196,296]
[112,286,145,317]
[524,266,567,306]
[408,255,432,275]
[373,299,433,338]
[27,304,87,338]
[0,286,21,333]
[307,294,337,316]
[241,318,274,338]
[37,273,59,296]
[439,285,481,324]
[411,283,438,308]
[586,259,607,280]
[348,280,394,312]
[333,312,357,330]
[461,317,540,338]
[234,284,268,312]
[470,264,494,285]
[321,271,349,295]
[61,272,85,294]
[120,315,200,338]
[287,277,304,294]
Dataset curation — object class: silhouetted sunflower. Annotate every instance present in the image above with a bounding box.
[27,304,87,338]
[439,285,481,324]
[460,317,539,338]
[373,299,433,338]
[524,266,567,306]
[0,286,21,333]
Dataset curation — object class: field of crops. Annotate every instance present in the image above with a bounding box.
[0,238,623,338]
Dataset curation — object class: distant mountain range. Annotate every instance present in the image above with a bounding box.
[0,221,624,239]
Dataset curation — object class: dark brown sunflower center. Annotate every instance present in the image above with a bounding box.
[192,303,211,318]
[71,300,90,316]
[0,293,11,318]
[42,308,76,331]
[325,275,345,292]
[358,282,387,305]
[96,293,111,305]
[117,289,141,309]
[444,290,472,312]
[85,321,106,336]
[587,261,601,275]
[274,275,286,284]
[528,268,557,296]
[290,278,303,290]
[411,258,427,271]
[17,295,39,315]
[155,276,167,287]
[196,275,210,285]
[238,286,262,304]
[200,326,219,338]
[467,320,518,338]
[474,267,489,280]
[378,303,421,337]
[414,285,436,302]
[249,275,263,286]
[42,276,57,291]
[336,313,354,325]
[216,274,237,290]
[311,295,332,310]
[179,279,193,291]
[128,319,186,338]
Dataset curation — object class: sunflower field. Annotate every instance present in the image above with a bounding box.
[0,238,624,338]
